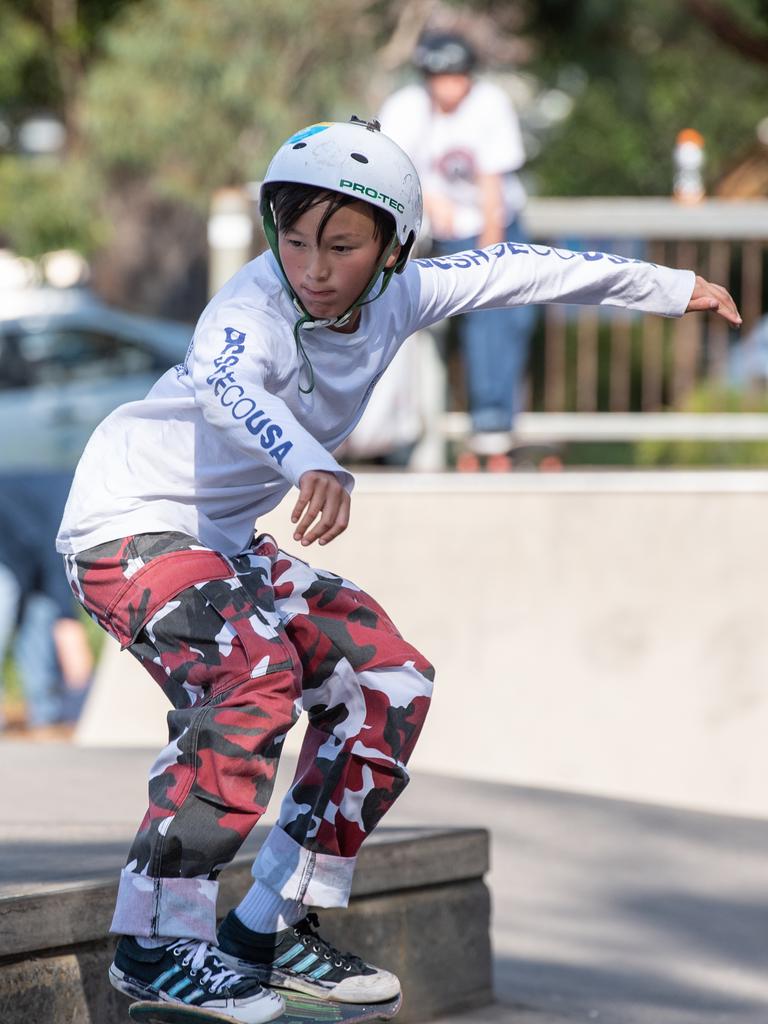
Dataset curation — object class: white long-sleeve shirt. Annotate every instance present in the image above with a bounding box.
[56,245,694,556]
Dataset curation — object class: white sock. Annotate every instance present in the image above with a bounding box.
[136,935,172,949]
[235,880,305,934]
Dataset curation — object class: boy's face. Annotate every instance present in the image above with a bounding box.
[278,200,399,331]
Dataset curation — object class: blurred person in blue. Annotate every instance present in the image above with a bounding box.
[730,312,768,387]
[0,471,93,738]
[379,29,536,470]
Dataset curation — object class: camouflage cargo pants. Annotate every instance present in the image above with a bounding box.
[65,532,434,942]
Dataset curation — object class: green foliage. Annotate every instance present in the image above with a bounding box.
[0,156,104,257]
[83,0,379,201]
[0,6,40,109]
[1,0,381,256]
[527,0,768,195]
[0,0,141,122]
[2,0,767,259]
[688,0,768,42]
[637,386,768,466]
[0,0,139,257]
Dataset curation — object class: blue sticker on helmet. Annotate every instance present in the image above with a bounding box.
[286,123,332,145]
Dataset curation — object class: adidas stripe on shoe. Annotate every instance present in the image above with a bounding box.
[216,911,400,1003]
[109,935,284,1024]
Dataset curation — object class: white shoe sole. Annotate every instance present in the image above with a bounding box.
[215,953,400,1004]
[109,962,285,1023]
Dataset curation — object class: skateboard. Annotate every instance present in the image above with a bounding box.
[129,990,401,1024]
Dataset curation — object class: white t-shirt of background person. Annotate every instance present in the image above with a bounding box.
[379,79,527,241]
[56,247,694,558]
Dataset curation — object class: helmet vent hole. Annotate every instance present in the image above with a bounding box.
[351,152,369,164]
[292,142,307,150]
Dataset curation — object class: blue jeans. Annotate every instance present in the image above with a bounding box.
[0,565,77,727]
[433,217,537,434]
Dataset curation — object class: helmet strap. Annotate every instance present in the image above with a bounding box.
[292,314,317,395]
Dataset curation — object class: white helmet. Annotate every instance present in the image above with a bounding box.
[260,118,423,394]
[261,117,422,276]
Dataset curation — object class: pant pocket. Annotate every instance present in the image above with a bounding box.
[104,548,234,648]
[193,574,299,702]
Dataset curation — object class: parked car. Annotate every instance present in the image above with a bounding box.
[0,287,191,470]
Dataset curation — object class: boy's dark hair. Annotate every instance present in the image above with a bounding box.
[263,182,396,251]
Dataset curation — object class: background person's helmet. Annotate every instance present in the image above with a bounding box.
[412,31,476,76]
[261,117,422,276]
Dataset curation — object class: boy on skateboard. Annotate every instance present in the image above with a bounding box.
[56,118,740,1024]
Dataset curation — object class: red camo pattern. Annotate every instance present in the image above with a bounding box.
[66,532,433,882]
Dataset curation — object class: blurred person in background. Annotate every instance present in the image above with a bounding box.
[334,338,424,467]
[379,29,536,471]
[0,471,93,739]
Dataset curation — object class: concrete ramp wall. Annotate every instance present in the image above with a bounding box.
[77,471,768,820]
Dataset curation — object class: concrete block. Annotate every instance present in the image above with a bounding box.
[1,828,488,958]
[0,882,117,958]
[0,941,123,1024]
[0,881,490,1024]
[318,881,493,1021]
[76,473,768,819]
[0,828,492,1023]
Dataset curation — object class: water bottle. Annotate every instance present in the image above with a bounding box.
[673,128,705,204]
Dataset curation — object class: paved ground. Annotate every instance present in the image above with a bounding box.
[2,739,767,1023]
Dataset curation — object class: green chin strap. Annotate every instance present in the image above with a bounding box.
[262,201,401,395]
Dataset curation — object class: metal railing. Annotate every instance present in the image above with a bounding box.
[523,197,768,413]
[206,193,768,464]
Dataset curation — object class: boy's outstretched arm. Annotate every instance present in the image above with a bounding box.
[686,275,742,326]
[407,243,743,337]
[292,470,351,547]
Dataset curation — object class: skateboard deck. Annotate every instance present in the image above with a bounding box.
[129,991,401,1024]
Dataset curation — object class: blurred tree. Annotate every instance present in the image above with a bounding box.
[84,0,380,199]
[0,0,142,147]
[0,157,104,256]
[515,0,768,195]
[375,0,768,195]
[2,0,766,297]
[1,0,381,312]
[0,0,142,258]
[79,0,382,316]
[684,0,768,65]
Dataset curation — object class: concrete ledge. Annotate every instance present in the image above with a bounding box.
[76,473,768,819]
[0,827,491,1024]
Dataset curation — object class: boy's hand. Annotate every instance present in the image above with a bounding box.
[686,275,742,327]
[292,470,350,547]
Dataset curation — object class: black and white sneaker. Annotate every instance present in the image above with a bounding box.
[109,935,285,1023]
[217,911,400,1003]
